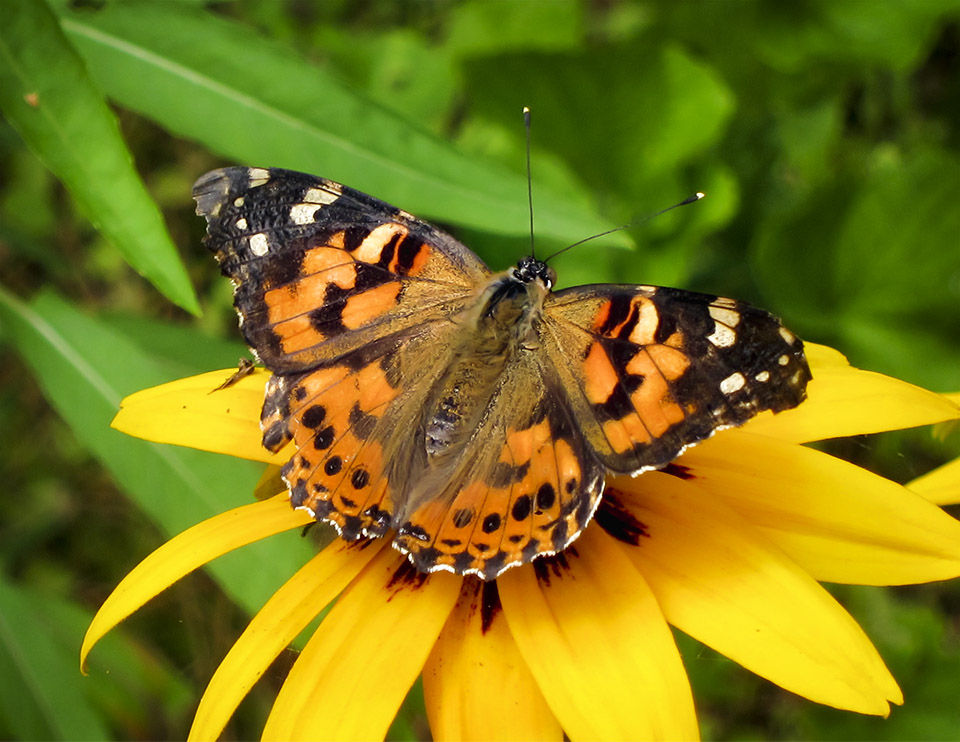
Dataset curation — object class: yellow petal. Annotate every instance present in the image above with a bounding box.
[188,538,388,741]
[609,472,901,715]
[744,344,960,443]
[908,457,960,506]
[263,546,461,741]
[682,432,960,585]
[111,369,285,464]
[498,526,698,741]
[423,580,561,742]
[81,494,310,671]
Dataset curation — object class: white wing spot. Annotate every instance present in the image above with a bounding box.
[707,322,736,348]
[233,196,245,207]
[778,354,790,366]
[303,185,341,204]
[354,223,407,263]
[289,186,341,225]
[779,326,796,344]
[290,203,321,225]
[720,372,746,395]
[755,370,771,382]
[235,217,248,230]
[248,168,270,188]
[249,233,269,256]
[708,305,741,327]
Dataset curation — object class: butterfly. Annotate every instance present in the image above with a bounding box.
[194,167,811,580]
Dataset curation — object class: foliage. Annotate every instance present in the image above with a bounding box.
[1,1,959,739]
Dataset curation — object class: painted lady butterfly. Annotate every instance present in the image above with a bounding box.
[194,167,811,580]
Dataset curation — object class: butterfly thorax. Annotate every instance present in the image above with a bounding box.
[423,258,553,459]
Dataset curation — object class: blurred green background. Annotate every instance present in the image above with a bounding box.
[2,0,959,739]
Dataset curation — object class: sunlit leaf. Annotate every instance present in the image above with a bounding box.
[0,0,198,313]
[55,1,612,246]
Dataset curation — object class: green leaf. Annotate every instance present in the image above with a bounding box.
[464,42,734,211]
[831,148,960,319]
[0,577,110,740]
[0,575,194,741]
[838,315,960,394]
[751,146,960,389]
[0,286,315,618]
[100,311,249,377]
[56,1,612,247]
[462,41,733,280]
[754,0,960,72]
[313,27,458,131]
[446,0,582,56]
[750,179,856,332]
[0,0,199,314]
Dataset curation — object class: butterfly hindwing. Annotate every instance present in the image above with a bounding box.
[391,359,606,580]
[275,353,398,541]
[261,324,452,540]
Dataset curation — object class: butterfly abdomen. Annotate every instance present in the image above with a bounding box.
[424,363,496,457]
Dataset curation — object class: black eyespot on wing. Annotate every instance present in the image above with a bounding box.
[511,495,532,521]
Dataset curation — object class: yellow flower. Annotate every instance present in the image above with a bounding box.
[908,392,960,506]
[82,344,960,740]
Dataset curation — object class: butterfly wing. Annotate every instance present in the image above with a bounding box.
[196,167,812,580]
[542,284,811,473]
[389,349,606,580]
[251,290,607,581]
[194,167,489,374]
[260,330,434,543]
[195,167,491,539]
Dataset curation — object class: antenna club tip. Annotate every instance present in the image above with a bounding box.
[677,192,705,207]
[522,106,531,114]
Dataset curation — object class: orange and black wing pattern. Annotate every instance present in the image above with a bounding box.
[194,167,484,543]
[195,166,813,581]
[543,284,811,473]
[391,358,606,580]
[193,167,488,374]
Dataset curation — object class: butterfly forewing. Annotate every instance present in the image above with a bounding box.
[542,285,811,473]
[194,167,487,373]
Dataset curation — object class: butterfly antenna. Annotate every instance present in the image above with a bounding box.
[524,107,536,259]
[543,192,705,263]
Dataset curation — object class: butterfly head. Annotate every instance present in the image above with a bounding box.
[513,256,556,290]
[478,256,554,331]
